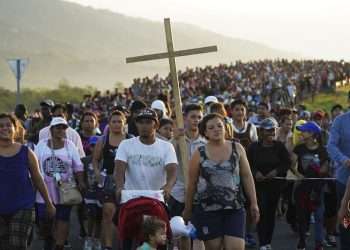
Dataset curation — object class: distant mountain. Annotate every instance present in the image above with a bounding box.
[0,0,300,90]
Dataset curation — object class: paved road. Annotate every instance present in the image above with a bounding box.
[30,210,340,250]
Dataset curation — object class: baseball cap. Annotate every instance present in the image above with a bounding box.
[312,110,325,120]
[296,121,321,135]
[259,117,279,130]
[135,108,158,122]
[204,96,218,105]
[151,100,167,113]
[40,99,55,107]
[49,117,68,129]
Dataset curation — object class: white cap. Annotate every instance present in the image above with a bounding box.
[151,100,167,113]
[49,117,68,128]
[204,96,218,105]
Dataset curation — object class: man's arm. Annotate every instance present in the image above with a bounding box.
[114,160,127,203]
[70,129,86,158]
[339,177,350,224]
[163,163,177,188]
[238,143,260,224]
[327,117,349,166]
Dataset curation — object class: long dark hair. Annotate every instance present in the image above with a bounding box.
[78,111,99,132]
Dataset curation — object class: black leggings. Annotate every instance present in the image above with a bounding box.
[256,182,283,246]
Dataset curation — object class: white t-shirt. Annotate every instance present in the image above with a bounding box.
[115,137,178,190]
[171,135,206,203]
[38,126,86,157]
[34,139,84,204]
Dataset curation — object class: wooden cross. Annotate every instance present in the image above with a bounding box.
[126,18,218,185]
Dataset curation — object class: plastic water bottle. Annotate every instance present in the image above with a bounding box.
[98,169,107,188]
[312,154,321,174]
[186,223,197,239]
[314,154,320,166]
[87,164,95,187]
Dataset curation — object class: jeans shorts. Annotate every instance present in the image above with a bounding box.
[191,207,246,241]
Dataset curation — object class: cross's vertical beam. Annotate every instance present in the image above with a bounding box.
[164,18,189,185]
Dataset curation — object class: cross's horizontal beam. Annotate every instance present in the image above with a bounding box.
[126,45,218,63]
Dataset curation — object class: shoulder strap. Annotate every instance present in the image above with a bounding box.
[198,145,207,161]
[100,134,108,151]
[230,140,239,163]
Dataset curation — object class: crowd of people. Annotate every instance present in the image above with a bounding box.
[1,59,350,250]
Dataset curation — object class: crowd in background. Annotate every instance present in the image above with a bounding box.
[1,59,350,250]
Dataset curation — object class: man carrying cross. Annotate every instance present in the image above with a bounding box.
[121,17,218,249]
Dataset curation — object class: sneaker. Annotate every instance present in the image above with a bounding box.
[64,240,72,249]
[83,237,93,250]
[296,239,306,250]
[266,244,272,250]
[324,235,337,247]
[93,239,102,250]
[259,246,268,250]
[245,234,257,248]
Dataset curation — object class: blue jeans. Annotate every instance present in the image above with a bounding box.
[336,181,350,250]
[314,198,324,243]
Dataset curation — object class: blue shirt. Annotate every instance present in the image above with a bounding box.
[327,112,350,185]
[0,146,36,214]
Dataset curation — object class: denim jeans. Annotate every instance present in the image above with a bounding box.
[313,197,324,243]
[336,181,350,250]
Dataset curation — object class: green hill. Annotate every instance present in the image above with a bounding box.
[0,0,299,90]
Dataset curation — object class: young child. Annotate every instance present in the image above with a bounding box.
[138,216,167,250]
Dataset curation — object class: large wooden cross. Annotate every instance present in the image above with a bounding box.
[126,18,218,185]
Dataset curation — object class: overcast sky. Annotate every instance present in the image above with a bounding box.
[65,0,350,60]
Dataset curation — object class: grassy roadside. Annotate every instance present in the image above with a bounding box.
[301,85,350,112]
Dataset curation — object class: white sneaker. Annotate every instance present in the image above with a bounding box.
[93,239,102,250]
[83,237,93,250]
[266,244,272,250]
[260,246,268,250]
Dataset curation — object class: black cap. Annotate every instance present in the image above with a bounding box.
[135,108,158,122]
[130,100,147,113]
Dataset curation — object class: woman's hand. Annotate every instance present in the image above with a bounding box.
[338,200,350,228]
[78,181,87,195]
[250,203,260,224]
[182,207,192,224]
[255,171,266,182]
[266,169,278,179]
[46,202,56,218]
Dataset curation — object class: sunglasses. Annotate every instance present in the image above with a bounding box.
[53,125,67,130]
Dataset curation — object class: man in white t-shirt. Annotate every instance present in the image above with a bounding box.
[115,108,177,201]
